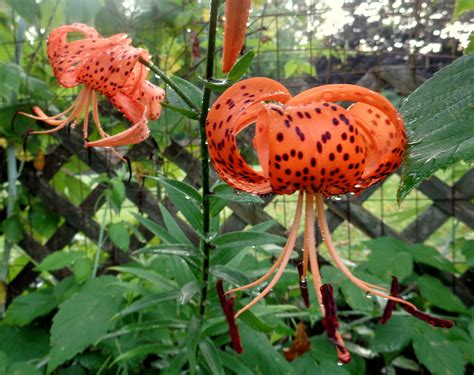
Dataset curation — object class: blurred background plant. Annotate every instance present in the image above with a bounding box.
[0,0,473,374]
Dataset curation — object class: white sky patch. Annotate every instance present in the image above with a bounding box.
[314,0,354,38]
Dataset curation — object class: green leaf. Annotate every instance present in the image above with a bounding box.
[372,316,413,352]
[399,54,474,200]
[408,244,456,273]
[219,351,253,375]
[2,215,23,243]
[36,251,83,272]
[72,258,93,284]
[238,323,293,375]
[65,0,103,23]
[178,281,201,305]
[0,351,7,374]
[418,274,467,313]
[211,231,286,249]
[161,102,199,120]
[186,316,201,375]
[114,291,180,318]
[7,0,40,24]
[211,183,264,203]
[168,76,203,109]
[134,243,196,257]
[340,280,373,312]
[453,0,474,19]
[48,277,122,372]
[0,63,25,97]
[159,203,192,245]
[4,288,57,325]
[107,178,125,213]
[108,222,130,252]
[239,309,275,333]
[412,326,465,375]
[210,265,250,286]
[22,76,54,101]
[6,362,42,375]
[132,212,180,244]
[158,177,203,232]
[284,59,298,78]
[110,266,176,290]
[461,240,474,267]
[227,50,255,82]
[366,238,413,281]
[111,344,172,366]
[465,33,474,54]
[199,338,224,375]
[0,326,49,363]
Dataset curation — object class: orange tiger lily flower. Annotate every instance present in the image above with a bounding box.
[19,23,164,160]
[208,78,453,361]
[222,0,252,73]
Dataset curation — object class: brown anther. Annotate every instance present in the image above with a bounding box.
[297,261,310,308]
[216,280,243,353]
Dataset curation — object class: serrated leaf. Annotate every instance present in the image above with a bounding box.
[72,258,92,284]
[227,50,255,82]
[408,244,456,273]
[48,278,122,372]
[4,289,57,326]
[412,326,465,375]
[366,238,413,281]
[418,275,467,313]
[372,316,413,353]
[0,326,48,363]
[465,33,474,54]
[399,54,474,200]
[108,222,130,252]
[211,231,286,249]
[36,251,83,272]
[7,362,41,375]
[340,280,373,312]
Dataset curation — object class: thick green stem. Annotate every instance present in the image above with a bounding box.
[198,0,220,318]
[139,57,201,114]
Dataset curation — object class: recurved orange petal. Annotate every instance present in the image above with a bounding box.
[206,77,291,194]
